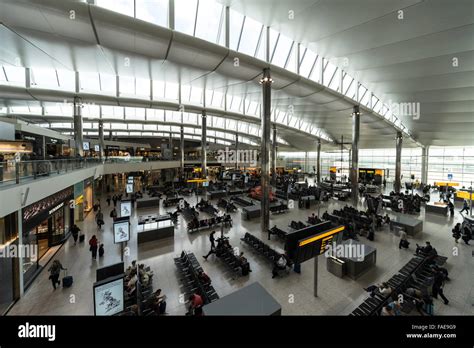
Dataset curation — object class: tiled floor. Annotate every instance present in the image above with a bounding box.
[8,183,474,316]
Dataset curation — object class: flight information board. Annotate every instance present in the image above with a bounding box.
[293,226,345,264]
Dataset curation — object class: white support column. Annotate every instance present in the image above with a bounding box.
[225,6,230,48]
[421,146,429,184]
[25,68,31,88]
[168,0,175,30]
[320,57,325,85]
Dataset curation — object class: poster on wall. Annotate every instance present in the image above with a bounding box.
[93,275,124,316]
[120,200,132,218]
[113,220,130,244]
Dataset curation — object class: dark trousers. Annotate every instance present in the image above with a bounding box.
[91,246,98,259]
[51,274,60,289]
[460,207,469,214]
[432,285,449,304]
[204,248,215,258]
[72,234,78,244]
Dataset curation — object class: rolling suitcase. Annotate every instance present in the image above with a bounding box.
[62,270,73,288]
[79,234,85,243]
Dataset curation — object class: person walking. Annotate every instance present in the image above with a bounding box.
[89,235,99,260]
[460,200,470,214]
[432,270,449,305]
[70,224,80,245]
[399,230,409,249]
[462,227,472,245]
[96,209,104,230]
[48,260,66,290]
[98,243,104,258]
[448,200,455,216]
[113,195,117,207]
[452,223,461,243]
[110,208,117,220]
[203,231,217,260]
[106,195,111,207]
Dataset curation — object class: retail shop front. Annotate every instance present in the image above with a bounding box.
[0,212,20,315]
[22,187,74,288]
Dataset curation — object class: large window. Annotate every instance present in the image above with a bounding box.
[136,0,168,27]
[175,0,198,35]
[428,146,474,188]
[195,0,223,44]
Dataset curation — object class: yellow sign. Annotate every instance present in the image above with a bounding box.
[187,179,208,183]
[456,191,474,200]
[375,169,384,175]
[330,166,337,173]
[75,195,84,205]
[434,182,460,187]
[298,226,345,247]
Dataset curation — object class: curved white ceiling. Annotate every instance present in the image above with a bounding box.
[0,0,433,150]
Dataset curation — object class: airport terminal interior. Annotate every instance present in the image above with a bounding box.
[0,0,473,318]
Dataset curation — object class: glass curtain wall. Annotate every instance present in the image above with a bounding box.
[428,146,474,188]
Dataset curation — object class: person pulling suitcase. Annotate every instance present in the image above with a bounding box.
[48,260,66,290]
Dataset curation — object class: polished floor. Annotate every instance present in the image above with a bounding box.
[8,182,474,316]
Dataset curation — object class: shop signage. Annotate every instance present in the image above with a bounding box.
[22,187,73,228]
[48,202,64,215]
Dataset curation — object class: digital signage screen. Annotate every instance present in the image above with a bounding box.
[93,275,124,316]
[113,220,130,244]
[120,200,131,218]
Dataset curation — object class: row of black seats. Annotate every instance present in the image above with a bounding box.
[241,232,291,267]
[270,203,288,214]
[289,220,307,230]
[232,196,254,207]
[269,226,288,240]
[181,207,199,222]
[163,197,184,207]
[174,251,219,304]
[213,238,250,277]
[350,253,447,316]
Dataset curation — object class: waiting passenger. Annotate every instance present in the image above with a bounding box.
[187,293,203,316]
[238,252,251,276]
[364,282,392,297]
[272,254,288,279]
[380,305,394,316]
[152,289,167,315]
[197,270,211,285]
[415,241,433,255]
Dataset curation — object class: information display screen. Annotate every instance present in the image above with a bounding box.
[120,200,131,218]
[94,144,100,152]
[126,183,133,193]
[294,226,345,264]
[93,275,124,316]
[113,220,130,244]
